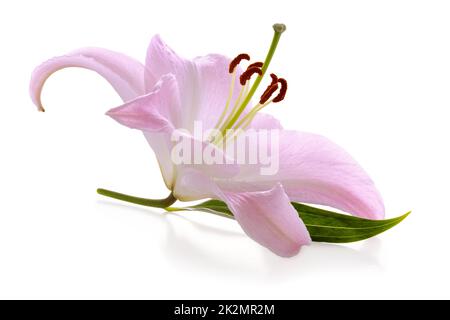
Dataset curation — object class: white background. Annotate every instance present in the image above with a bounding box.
[1,0,449,299]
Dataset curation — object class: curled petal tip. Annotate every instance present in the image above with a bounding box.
[29,48,146,113]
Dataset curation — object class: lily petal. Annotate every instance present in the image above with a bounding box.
[146,35,246,131]
[221,183,311,257]
[143,131,176,189]
[221,130,385,220]
[30,47,146,111]
[169,134,240,200]
[171,169,310,257]
[192,54,247,130]
[106,74,181,189]
[145,35,192,94]
[106,74,181,132]
[107,77,240,190]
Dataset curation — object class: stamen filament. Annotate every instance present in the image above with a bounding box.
[212,69,237,131]
[234,99,271,131]
[217,82,248,135]
[221,24,286,133]
[221,99,273,144]
[240,103,269,131]
[234,103,266,129]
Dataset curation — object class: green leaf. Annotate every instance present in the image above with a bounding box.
[180,200,410,243]
[291,203,410,243]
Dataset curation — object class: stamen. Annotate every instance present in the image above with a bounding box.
[239,67,262,85]
[270,73,278,85]
[210,69,238,135]
[247,61,263,69]
[212,24,287,145]
[216,82,248,139]
[223,76,287,143]
[220,24,286,133]
[230,103,265,134]
[240,104,267,131]
[223,99,270,143]
[259,83,279,104]
[273,78,287,103]
[268,73,279,85]
[229,53,250,73]
[260,73,278,97]
[228,76,283,138]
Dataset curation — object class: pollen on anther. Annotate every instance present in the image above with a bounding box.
[273,78,287,103]
[239,66,262,85]
[268,73,278,86]
[248,62,263,69]
[260,73,279,97]
[259,83,279,104]
[229,53,251,73]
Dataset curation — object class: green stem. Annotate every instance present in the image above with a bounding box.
[164,206,235,219]
[97,188,177,208]
[222,24,286,132]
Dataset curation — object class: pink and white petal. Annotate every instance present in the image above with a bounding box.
[145,128,239,192]
[180,140,239,179]
[221,183,311,257]
[144,131,176,190]
[221,130,385,220]
[145,35,196,126]
[169,133,240,200]
[172,167,218,201]
[279,131,384,219]
[106,74,182,132]
[191,54,247,130]
[171,169,310,257]
[145,35,192,91]
[146,36,247,131]
[30,47,146,111]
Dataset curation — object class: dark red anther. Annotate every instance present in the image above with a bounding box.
[260,73,279,99]
[239,66,263,85]
[273,78,287,103]
[247,61,263,69]
[268,73,278,86]
[259,83,279,104]
[229,53,251,73]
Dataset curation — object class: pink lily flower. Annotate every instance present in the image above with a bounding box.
[30,25,384,257]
